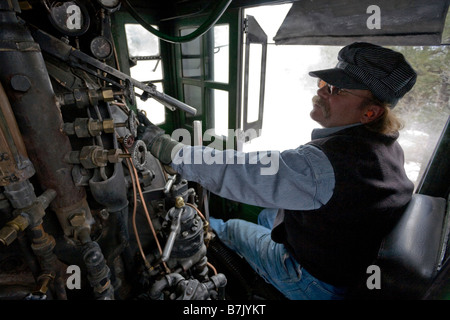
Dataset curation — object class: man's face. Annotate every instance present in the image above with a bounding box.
[310,80,378,128]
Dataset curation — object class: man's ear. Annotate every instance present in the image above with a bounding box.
[360,105,384,123]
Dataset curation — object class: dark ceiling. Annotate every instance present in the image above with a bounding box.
[120,0,449,46]
[274,0,450,46]
[123,0,449,46]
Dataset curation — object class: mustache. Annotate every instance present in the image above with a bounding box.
[312,95,330,118]
[312,95,326,108]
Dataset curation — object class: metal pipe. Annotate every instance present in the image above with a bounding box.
[29,224,67,300]
[0,3,86,211]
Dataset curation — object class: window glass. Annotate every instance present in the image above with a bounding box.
[207,25,229,83]
[181,28,202,79]
[133,83,166,125]
[393,46,449,187]
[183,84,202,119]
[125,23,165,124]
[125,24,159,57]
[211,89,229,136]
[129,60,162,82]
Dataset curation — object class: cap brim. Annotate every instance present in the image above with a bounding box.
[309,68,369,90]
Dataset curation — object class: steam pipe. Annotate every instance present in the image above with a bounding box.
[0,1,86,210]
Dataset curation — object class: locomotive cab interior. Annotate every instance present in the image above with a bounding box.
[0,0,449,301]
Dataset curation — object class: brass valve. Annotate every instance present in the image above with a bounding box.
[0,214,29,246]
[65,146,130,169]
[0,188,56,246]
[63,118,118,138]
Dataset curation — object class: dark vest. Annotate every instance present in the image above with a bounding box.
[271,125,414,286]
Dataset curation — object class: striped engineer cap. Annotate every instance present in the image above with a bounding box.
[309,42,417,108]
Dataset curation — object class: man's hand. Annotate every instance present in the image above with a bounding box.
[137,111,165,147]
[136,111,183,165]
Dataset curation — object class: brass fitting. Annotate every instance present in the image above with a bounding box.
[102,119,115,133]
[100,88,114,102]
[63,118,117,138]
[33,272,55,296]
[175,196,185,209]
[0,214,29,246]
[0,188,56,246]
[66,146,130,169]
[69,212,86,227]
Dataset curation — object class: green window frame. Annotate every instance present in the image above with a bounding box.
[172,8,243,149]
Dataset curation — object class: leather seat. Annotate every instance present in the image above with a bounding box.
[350,193,448,299]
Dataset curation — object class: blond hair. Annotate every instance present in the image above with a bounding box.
[364,105,404,135]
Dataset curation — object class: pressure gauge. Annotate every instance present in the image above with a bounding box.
[90,36,113,60]
[48,1,90,36]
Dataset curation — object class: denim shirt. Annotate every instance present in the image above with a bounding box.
[170,124,362,211]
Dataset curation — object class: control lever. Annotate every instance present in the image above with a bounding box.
[28,24,197,116]
[161,197,185,262]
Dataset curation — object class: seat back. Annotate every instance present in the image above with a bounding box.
[376,193,448,298]
[350,193,448,299]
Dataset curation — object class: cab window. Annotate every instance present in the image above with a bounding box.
[125,23,165,124]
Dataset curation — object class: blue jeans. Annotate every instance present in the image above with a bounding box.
[209,209,347,300]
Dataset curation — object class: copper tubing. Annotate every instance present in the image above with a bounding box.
[0,82,35,186]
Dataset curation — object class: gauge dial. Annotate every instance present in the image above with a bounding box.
[90,36,113,60]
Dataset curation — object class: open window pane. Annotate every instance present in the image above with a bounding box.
[242,15,267,140]
[247,43,263,123]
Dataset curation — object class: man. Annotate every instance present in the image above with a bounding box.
[138,42,417,299]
